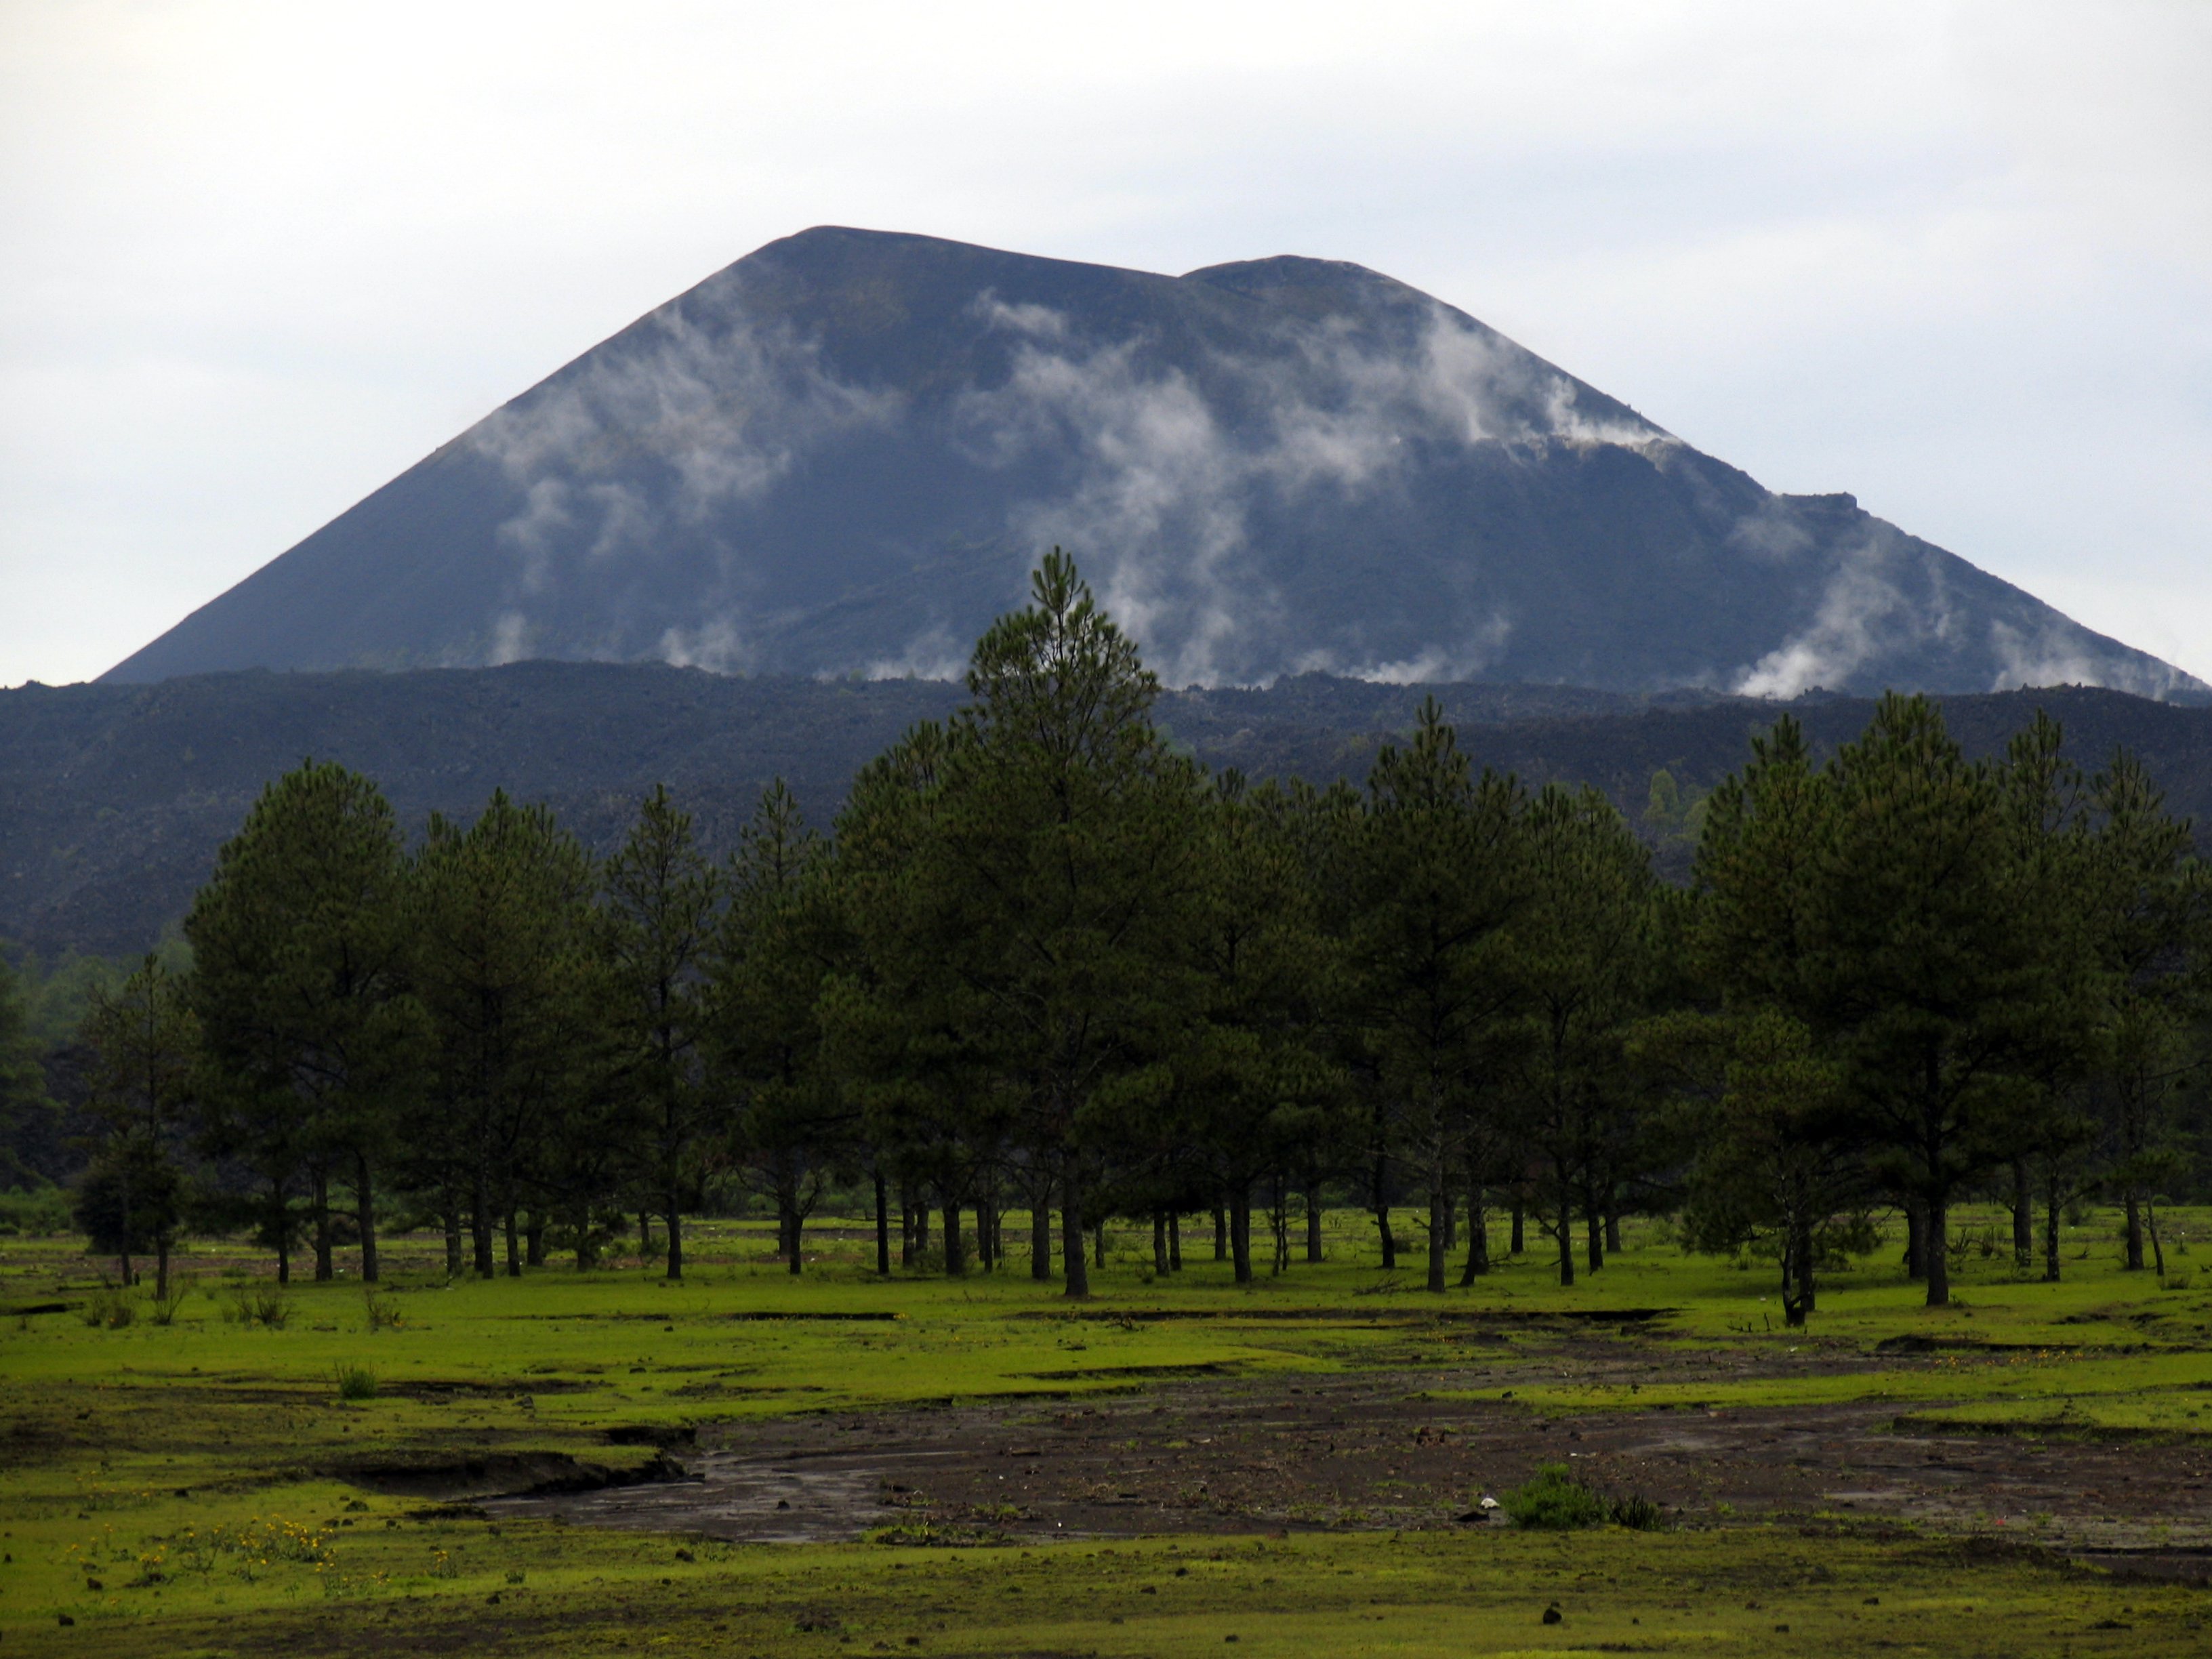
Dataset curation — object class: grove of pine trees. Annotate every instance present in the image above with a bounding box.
[56,554,2212,1318]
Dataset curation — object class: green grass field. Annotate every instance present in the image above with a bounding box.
[3,1204,2207,1654]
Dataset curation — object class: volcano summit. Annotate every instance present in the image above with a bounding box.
[104,228,2200,698]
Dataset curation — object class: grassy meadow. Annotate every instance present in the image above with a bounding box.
[2,1203,2208,1655]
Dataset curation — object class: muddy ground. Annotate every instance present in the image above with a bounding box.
[489,1334,2212,1581]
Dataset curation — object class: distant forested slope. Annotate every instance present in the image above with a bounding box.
[5,663,2208,958]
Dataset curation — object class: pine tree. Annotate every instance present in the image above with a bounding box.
[75,956,198,1294]
[712,781,853,1275]
[1810,695,2072,1308]
[186,761,415,1282]
[408,792,601,1279]
[600,785,722,1280]
[925,550,1203,1298]
[1509,785,1658,1287]
[1349,701,1528,1293]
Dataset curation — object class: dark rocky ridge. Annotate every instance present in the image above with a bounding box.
[104,227,2200,701]
[7,663,2208,960]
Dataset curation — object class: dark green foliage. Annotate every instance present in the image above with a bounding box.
[186,762,415,1284]
[0,952,55,1190]
[73,955,197,1294]
[600,785,722,1279]
[1502,1464,1607,1530]
[12,556,2203,1316]
[407,791,604,1279]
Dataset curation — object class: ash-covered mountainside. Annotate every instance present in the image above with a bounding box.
[9,665,2212,959]
[105,227,2199,699]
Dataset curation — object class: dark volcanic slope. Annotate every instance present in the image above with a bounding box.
[8,665,2210,959]
[104,227,2199,700]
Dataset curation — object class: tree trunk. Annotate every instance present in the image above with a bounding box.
[1460,1177,1489,1285]
[1605,1210,1622,1255]
[1271,1177,1290,1275]
[155,1237,169,1301]
[874,1171,890,1276]
[574,1201,597,1271]
[1061,1164,1090,1299]
[525,1215,547,1267]
[1031,1193,1052,1282]
[1510,1194,1525,1256]
[354,1153,380,1284]
[976,1202,994,1271]
[1586,1198,1604,1273]
[504,1208,522,1277]
[1093,1220,1107,1269]
[2043,1168,2063,1284]
[1214,1206,1228,1261]
[2147,1200,2167,1279]
[900,1191,916,1267]
[1925,1197,1951,1307]
[1784,1212,1814,1327]
[1231,1191,1252,1285]
[1169,1210,1183,1271]
[1153,1211,1168,1275]
[1372,1153,1397,1269]
[471,1180,495,1279]
[313,1168,335,1283]
[2011,1158,2033,1271]
[943,1202,966,1277]
[1555,1187,1575,1288]
[639,1210,654,1258]
[1305,1188,1323,1264]
[443,1206,462,1279]
[2124,1187,2146,1271]
[666,1192,685,1281]
[1904,1198,1925,1281]
[1425,1155,1450,1294]
[914,1202,930,1251]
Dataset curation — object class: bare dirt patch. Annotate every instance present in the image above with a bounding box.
[489,1335,2212,1582]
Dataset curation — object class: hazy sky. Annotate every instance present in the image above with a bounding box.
[3,0,2207,687]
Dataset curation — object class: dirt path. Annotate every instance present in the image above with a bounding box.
[491,1355,2212,1578]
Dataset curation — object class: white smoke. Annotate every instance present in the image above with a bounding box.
[860,624,968,682]
[468,303,901,662]
[954,298,1671,685]
[656,617,752,674]
[1337,613,1517,685]
[1986,617,2205,699]
[1733,528,1946,698]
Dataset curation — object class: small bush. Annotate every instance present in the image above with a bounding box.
[1502,1465,1607,1530]
[81,1288,136,1329]
[363,1289,403,1330]
[229,1285,291,1328]
[1609,1492,1666,1530]
[333,1364,378,1401]
[148,1279,190,1326]
[2160,1271,2192,1292]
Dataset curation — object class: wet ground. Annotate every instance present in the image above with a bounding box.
[489,1338,2212,1580]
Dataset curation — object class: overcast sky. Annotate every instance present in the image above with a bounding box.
[2,0,2207,688]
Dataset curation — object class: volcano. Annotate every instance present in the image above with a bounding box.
[102,227,2203,699]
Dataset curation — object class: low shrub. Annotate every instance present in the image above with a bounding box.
[228,1284,291,1328]
[148,1278,190,1326]
[1609,1492,1667,1530]
[333,1364,378,1401]
[1498,1465,1666,1531]
[363,1288,403,1330]
[81,1287,136,1328]
[1502,1465,1607,1530]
